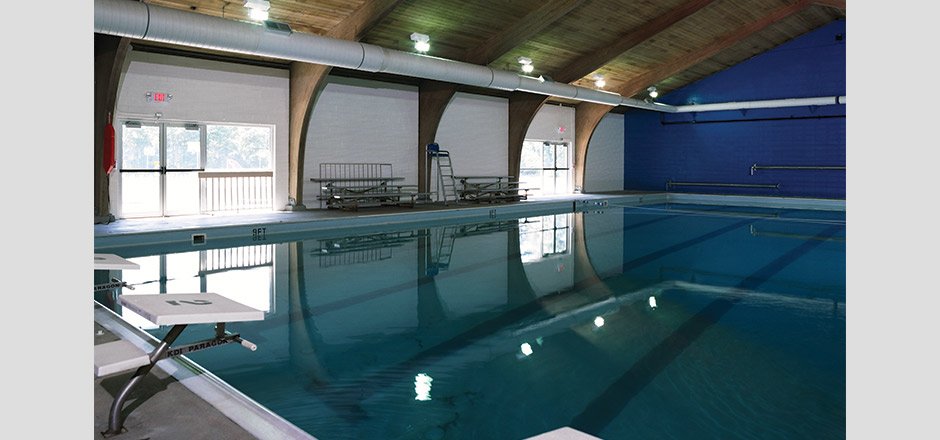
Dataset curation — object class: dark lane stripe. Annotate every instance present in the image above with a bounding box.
[619,219,753,273]
[569,225,843,434]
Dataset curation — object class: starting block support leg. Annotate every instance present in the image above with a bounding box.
[103,324,187,437]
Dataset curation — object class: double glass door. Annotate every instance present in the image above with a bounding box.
[520,140,571,195]
[120,122,205,217]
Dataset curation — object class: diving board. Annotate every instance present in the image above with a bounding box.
[94,253,140,271]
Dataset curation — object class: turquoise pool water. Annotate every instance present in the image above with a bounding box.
[97,203,846,439]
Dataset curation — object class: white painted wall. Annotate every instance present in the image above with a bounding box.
[302,76,418,207]
[432,92,508,198]
[114,50,290,211]
[584,113,625,192]
[526,104,576,143]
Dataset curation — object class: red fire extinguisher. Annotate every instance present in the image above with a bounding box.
[103,112,116,174]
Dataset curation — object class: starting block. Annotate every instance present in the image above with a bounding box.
[94,253,140,271]
[99,292,264,436]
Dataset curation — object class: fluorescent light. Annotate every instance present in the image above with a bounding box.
[244,0,270,10]
[518,57,534,74]
[410,32,430,52]
[244,0,270,21]
[249,8,269,20]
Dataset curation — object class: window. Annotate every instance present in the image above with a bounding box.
[117,120,274,218]
[206,124,272,171]
[520,140,571,196]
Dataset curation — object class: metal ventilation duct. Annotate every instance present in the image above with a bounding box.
[94,0,844,113]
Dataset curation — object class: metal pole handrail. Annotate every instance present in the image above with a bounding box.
[667,180,779,189]
[750,164,845,175]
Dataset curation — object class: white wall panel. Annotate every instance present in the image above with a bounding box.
[526,104,575,143]
[584,113,624,192]
[303,76,418,207]
[432,93,508,197]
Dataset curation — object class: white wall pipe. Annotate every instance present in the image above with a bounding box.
[670,96,846,113]
[94,0,845,114]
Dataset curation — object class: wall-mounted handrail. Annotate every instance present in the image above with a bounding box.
[749,225,845,242]
[667,180,779,190]
[750,164,846,175]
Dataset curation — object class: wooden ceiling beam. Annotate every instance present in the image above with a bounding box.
[573,102,616,192]
[463,0,587,66]
[811,0,846,11]
[326,0,404,40]
[94,34,131,222]
[288,0,405,209]
[614,0,813,99]
[555,0,719,84]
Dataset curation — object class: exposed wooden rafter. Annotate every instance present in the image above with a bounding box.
[812,0,845,11]
[418,80,459,193]
[463,0,586,66]
[288,0,405,209]
[572,102,616,192]
[555,0,719,84]
[615,0,813,98]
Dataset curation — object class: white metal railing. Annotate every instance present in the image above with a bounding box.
[199,171,273,214]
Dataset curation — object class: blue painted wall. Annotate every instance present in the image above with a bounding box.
[624,19,846,199]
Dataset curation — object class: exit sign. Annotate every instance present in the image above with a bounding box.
[146,91,172,103]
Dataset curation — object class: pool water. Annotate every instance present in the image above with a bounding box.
[97,203,846,439]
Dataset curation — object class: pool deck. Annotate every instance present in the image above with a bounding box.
[92,190,844,439]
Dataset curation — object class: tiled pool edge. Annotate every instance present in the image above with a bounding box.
[666,193,845,211]
[94,193,845,250]
[95,196,638,250]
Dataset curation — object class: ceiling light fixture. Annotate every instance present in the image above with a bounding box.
[518,57,534,74]
[593,75,606,89]
[647,86,659,99]
[410,32,430,53]
[244,0,270,21]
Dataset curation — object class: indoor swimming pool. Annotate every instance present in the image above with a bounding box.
[95,202,846,439]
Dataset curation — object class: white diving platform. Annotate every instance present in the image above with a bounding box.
[525,427,602,440]
[100,292,265,434]
[94,340,150,378]
[120,293,265,326]
[94,253,140,271]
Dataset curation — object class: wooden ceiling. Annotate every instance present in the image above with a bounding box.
[137,0,845,102]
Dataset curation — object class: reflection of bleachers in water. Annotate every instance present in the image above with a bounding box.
[200,244,274,274]
[314,230,426,267]
[429,220,526,273]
